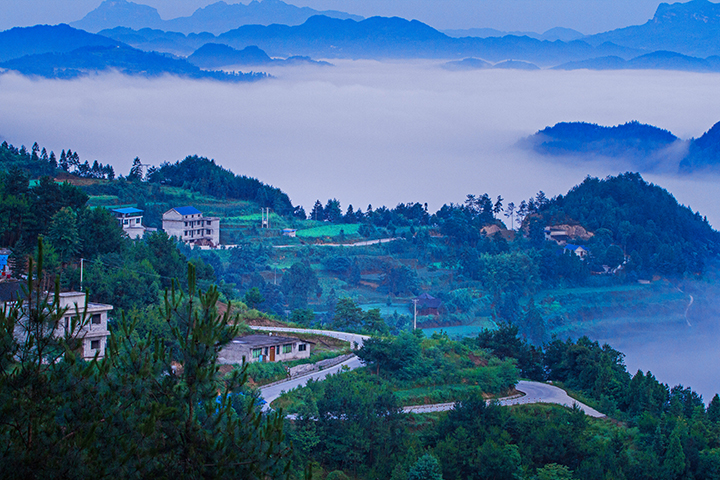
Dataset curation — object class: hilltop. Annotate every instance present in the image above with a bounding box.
[527,121,679,156]
[527,119,720,174]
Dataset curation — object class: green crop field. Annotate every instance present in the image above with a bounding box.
[296,223,361,238]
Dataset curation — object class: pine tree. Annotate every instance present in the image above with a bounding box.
[46,207,80,263]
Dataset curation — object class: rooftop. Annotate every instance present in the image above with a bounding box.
[173,206,202,216]
[231,334,307,347]
[113,207,143,215]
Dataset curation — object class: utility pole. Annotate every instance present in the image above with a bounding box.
[261,208,270,229]
[80,258,84,291]
[411,298,418,330]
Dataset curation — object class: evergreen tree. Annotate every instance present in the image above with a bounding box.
[128,157,144,181]
[407,454,444,480]
[46,207,80,263]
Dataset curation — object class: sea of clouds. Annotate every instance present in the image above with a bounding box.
[1,60,719,223]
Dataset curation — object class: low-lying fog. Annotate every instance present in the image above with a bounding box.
[1,60,719,399]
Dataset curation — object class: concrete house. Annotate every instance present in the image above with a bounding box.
[14,291,113,359]
[112,207,155,239]
[162,206,220,247]
[219,334,312,364]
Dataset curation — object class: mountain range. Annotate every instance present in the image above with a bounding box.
[442,26,585,42]
[0,25,267,81]
[71,0,363,35]
[2,0,720,76]
[554,51,720,72]
[96,15,640,63]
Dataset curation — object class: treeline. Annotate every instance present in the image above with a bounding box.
[0,140,114,179]
[147,155,296,215]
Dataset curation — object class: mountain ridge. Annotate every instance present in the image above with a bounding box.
[71,0,364,34]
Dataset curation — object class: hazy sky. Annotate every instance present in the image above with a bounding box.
[1,0,663,34]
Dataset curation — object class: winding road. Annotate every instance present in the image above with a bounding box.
[251,326,604,418]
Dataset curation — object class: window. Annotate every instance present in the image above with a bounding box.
[135,218,140,224]
[264,347,269,355]
[298,344,307,352]
[207,220,212,225]
[282,344,292,354]
[206,229,211,235]
[251,348,262,359]
[184,222,188,226]
[123,219,128,224]
[91,340,100,350]
[276,345,280,355]
[91,314,101,324]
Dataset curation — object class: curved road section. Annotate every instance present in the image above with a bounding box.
[250,326,368,410]
[250,326,603,418]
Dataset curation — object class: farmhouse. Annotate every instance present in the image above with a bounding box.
[564,244,588,260]
[219,334,312,364]
[412,292,442,316]
[162,206,220,247]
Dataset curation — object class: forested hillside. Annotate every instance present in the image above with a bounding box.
[1,135,719,479]
[535,172,720,275]
[147,155,296,215]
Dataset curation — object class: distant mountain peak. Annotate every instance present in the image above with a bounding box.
[72,0,363,34]
[72,0,164,32]
[653,0,720,24]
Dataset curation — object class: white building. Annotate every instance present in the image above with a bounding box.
[57,292,113,359]
[162,206,220,247]
[15,292,113,359]
[219,334,312,364]
[112,207,155,239]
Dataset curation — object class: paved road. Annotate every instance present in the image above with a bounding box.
[251,327,604,418]
[404,381,604,418]
[273,237,400,249]
[259,355,364,410]
[251,326,369,410]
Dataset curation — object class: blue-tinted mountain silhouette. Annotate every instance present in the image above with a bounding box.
[72,0,363,35]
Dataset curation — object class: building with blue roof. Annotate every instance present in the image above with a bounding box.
[112,207,155,239]
[162,206,220,247]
